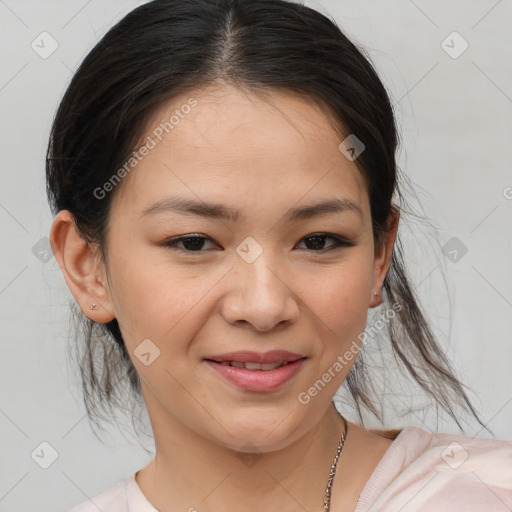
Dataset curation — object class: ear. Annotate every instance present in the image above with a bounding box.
[369,206,399,308]
[49,210,116,322]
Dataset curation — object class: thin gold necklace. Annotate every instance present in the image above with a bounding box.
[323,415,347,511]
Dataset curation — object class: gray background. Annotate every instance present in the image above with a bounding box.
[0,0,511,510]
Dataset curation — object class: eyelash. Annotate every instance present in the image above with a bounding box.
[162,232,355,253]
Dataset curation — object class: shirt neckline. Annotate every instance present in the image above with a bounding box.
[354,426,412,510]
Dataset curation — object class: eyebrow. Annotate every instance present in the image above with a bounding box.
[139,196,363,223]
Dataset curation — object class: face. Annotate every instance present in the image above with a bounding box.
[62,83,396,453]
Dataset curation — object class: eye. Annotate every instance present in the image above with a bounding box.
[162,232,354,253]
[163,234,217,252]
[295,233,355,252]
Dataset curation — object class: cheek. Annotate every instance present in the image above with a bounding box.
[104,241,185,340]
[301,255,373,336]
[107,245,218,351]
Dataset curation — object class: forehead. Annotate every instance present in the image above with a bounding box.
[111,83,370,222]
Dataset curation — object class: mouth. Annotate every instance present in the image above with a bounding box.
[204,359,295,370]
[203,356,308,392]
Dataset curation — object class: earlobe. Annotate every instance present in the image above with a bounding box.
[49,210,116,322]
[370,290,383,308]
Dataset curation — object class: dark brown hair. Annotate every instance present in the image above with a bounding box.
[46,0,488,439]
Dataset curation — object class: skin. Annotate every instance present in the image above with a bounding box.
[51,82,400,511]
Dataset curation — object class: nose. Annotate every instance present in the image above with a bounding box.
[220,253,300,332]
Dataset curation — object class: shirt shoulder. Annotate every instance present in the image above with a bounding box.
[68,477,129,512]
[357,426,512,511]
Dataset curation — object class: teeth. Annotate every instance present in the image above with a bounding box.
[260,361,287,370]
[217,360,287,370]
[245,362,264,370]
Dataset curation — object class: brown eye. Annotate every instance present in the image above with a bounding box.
[296,233,355,252]
[163,234,217,252]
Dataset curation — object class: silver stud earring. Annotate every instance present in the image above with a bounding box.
[90,304,98,310]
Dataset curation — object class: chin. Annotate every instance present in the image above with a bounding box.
[208,408,310,453]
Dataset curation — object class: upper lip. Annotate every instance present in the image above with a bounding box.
[204,350,306,364]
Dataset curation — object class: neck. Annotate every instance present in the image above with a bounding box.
[136,400,347,512]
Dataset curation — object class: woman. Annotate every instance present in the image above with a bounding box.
[46,0,512,510]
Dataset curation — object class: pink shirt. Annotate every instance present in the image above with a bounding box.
[69,426,512,511]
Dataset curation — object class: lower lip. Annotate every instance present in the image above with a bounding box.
[204,358,306,392]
